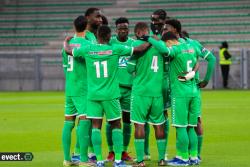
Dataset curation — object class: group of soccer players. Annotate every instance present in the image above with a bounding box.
[61,7,216,167]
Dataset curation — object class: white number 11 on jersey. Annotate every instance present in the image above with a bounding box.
[94,61,108,78]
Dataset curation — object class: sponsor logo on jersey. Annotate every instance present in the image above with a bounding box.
[182,49,194,53]
[119,56,129,67]
[89,50,113,55]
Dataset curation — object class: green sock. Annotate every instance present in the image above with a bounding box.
[134,139,145,162]
[112,128,123,160]
[74,125,80,155]
[78,120,90,162]
[88,121,94,153]
[144,123,150,155]
[188,127,198,158]
[157,139,166,161]
[105,123,113,152]
[176,127,189,160]
[123,123,132,151]
[62,121,75,161]
[197,135,203,157]
[91,128,103,161]
[165,119,169,155]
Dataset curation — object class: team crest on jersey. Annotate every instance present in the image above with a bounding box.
[119,56,129,67]
[89,50,112,55]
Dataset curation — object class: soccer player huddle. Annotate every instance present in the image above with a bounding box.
[61,7,216,167]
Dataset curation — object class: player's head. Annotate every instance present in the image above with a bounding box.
[73,15,87,33]
[181,30,189,39]
[101,15,108,25]
[134,22,149,39]
[115,17,129,40]
[161,31,178,47]
[97,25,111,43]
[150,9,167,35]
[221,41,228,49]
[162,19,182,37]
[85,8,103,30]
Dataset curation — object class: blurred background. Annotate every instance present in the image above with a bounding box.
[0,0,249,91]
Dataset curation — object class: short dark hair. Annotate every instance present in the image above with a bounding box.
[162,31,178,41]
[115,17,129,26]
[134,22,148,33]
[85,7,100,16]
[153,9,167,20]
[101,15,108,25]
[165,19,182,34]
[74,15,87,32]
[97,25,111,41]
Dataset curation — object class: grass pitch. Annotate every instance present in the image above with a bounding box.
[0,90,250,167]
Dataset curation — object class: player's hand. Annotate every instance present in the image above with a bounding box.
[64,36,73,47]
[178,71,195,82]
[138,35,149,42]
[198,80,208,88]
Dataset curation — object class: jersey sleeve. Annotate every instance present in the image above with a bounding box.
[72,45,89,58]
[114,44,133,57]
[61,48,68,75]
[192,39,216,82]
[148,37,170,54]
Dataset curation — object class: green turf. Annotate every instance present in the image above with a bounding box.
[0,91,250,166]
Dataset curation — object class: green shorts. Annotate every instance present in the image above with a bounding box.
[131,95,165,125]
[86,98,122,121]
[119,86,131,112]
[65,96,87,117]
[171,96,199,127]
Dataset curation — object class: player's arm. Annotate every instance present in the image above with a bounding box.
[148,37,171,55]
[61,49,68,75]
[63,36,73,56]
[130,42,151,60]
[198,49,216,88]
[178,62,199,82]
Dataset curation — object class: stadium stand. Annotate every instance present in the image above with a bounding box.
[0,0,249,51]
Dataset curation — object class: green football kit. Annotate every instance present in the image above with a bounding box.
[110,36,135,112]
[72,42,133,121]
[127,40,165,125]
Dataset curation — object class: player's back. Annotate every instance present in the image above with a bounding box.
[62,37,89,96]
[81,43,132,100]
[131,40,163,97]
[169,42,198,97]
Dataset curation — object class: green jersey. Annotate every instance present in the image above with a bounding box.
[127,40,164,97]
[110,36,135,87]
[85,30,97,43]
[62,36,89,96]
[148,37,199,97]
[72,43,133,100]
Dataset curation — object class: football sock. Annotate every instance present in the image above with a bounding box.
[105,123,113,152]
[78,120,90,162]
[92,128,103,161]
[197,135,203,157]
[112,128,123,160]
[123,123,132,151]
[134,139,145,162]
[62,120,75,161]
[188,127,198,158]
[144,123,150,155]
[74,125,80,155]
[165,119,169,155]
[88,121,94,153]
[157,139,166,161]
[176,127,189,160]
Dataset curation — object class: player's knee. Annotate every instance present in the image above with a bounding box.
[110,119,121,129]
[134,123,145,138]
